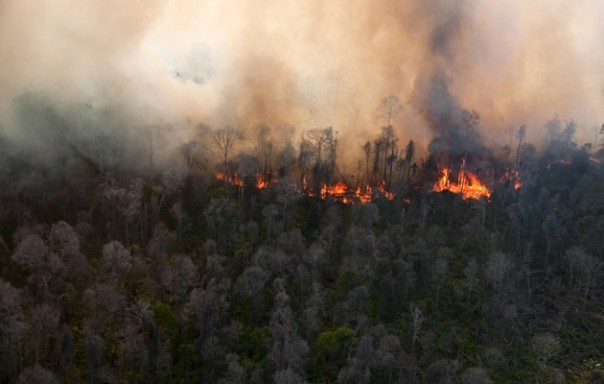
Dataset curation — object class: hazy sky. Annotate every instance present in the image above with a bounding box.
[1,0,602,152]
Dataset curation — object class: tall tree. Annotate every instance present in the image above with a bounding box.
[362,141,371,184]
[515,124,526,168]
[377,95,404,128]
[256,125,273,176]
[212,126,241,177]
[269,278,308,381]
[404,140,416,184]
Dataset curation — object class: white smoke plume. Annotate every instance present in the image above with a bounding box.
[1,0,602,167]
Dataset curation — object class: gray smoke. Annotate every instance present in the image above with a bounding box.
[0,0,602,171]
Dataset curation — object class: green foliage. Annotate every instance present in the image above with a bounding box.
[333,269,364,301]
[206,186,230,202]
[152,301,177,333]
[312,326,358,381]
[235,327,272,363]
[0,119,603,383]
[315,326,357,360]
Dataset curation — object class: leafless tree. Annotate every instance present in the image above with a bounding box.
[212,126,241,177]
[461,367,493,384]
[270,278,308,379]
[531,333,560,366]
[362,141,372,184]
[485,252,510,292]
[377,95,404,127]
[16,364,59,384]
[304,127,338,188]
[515,124,526,168]
[180,139,209,175]
[566,247,602,308]
[144,124,171,170]
[404,140,416,183]
[220,353,246,384]
[0,279,27,380]
[410,303,423,355]
[256,125,273,175]
[434,248,451,309]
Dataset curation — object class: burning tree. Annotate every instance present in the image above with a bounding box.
[298,127,338,192]
[212,126,241,177]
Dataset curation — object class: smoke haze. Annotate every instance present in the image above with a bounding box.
[1,0,603,166]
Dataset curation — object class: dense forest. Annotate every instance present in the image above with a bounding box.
[0,94,603,384]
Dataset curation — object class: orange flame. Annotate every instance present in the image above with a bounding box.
[500,169,522,190]
[320,181,348,200]
[355,186,372,203]
[433,167,491,200]
[376,182,395,200]
[215,173,406,204]
[215,172,244,187]
[256,173,270,189]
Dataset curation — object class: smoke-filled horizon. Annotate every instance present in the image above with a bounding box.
[1,0,603,169]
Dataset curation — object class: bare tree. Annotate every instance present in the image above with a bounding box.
[144,124,171,170]
[180,140,207,173]
[404,140,416,184]
[378,95,404,127]
[0,279,27,381]
[515,124,526,168]
[270,278,309,380]
[362,141,371,184]
[256,125,273,175]
[212,126,241,177]
[410,303,423,355]
[485,252,510,292]
[461,367,493,384]
[306,127,338,188]
[16,364,59,384]
[531,333,560,366]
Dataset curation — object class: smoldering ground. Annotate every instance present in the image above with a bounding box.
[0,0,602,171]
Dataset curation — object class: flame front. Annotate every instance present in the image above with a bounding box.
[354,186,372,203]
[256,173,270,189]
[320,181,348,200]
[432,167,491,200]
[215,172,399,204]
[215,172,244,187]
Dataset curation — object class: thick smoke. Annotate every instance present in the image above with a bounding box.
[0,0,602,169]
[411,0,474,159]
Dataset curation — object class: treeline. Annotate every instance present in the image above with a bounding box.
[0,103,603,383]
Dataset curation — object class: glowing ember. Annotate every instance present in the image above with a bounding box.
[320,181,349,199]
[432,167,491,200]
[215,172,244,187]
[376,182,395,200]
[214,173,408,204]
[500,169,522,190]
[355,186,372,203]
[256,173,270,189]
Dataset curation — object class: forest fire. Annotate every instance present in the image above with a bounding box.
[215,172,243,187]
[217,166,506,203]
[432,167,491,200]
[216,172,396,204]
[320,181,348,200]
[354,186,373,203]
[256,174,270,189]
[500,169,522,190]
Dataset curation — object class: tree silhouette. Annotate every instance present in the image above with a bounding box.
[212,126,241,177]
